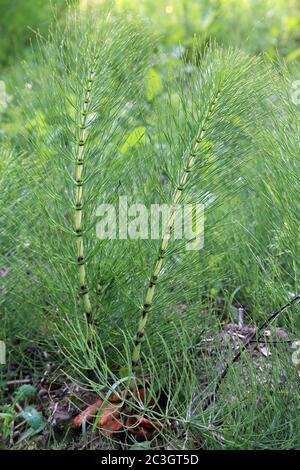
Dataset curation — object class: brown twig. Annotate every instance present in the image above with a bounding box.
[7,379,32,386]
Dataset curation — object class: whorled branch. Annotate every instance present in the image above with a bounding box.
[131,88,221,368]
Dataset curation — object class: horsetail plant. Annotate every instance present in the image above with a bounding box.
[65,46,290,437]
[15,12,153,340]
[131,87,221,367]
[128,47,279,371]
[15,28,281,381]
[2,6,300,449]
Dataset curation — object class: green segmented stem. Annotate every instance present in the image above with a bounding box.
[131,89,221,368]
[74,57,97,324]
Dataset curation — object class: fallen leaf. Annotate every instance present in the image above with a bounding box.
[108,390,126,403]
[97,403,123,436]
[126,415,161,438]
[73,399,103,428]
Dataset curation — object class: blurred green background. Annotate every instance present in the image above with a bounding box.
[0,0,70,69]
[1,0,300,132]
[0,0,300,70]
[1,0,299,173]
[0,0,298,147]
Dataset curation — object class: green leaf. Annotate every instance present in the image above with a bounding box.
[145,67,163,101]
[17,425,46,445]
[119,366,130,378]
[286,48,300,63]
[14,384,36,402]
[20,406,45,431]
[119,127,146,154]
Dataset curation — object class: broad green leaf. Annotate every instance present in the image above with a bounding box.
[119,366,130,378]
[20,406,45,430]
[119,127,145,154]
[145,67,163,101]
[14,384,36,402]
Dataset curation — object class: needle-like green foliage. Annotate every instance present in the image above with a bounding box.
[0,143,36,339]
[2,7,300,449]
[8,24,293,370]
[114,47,284,369]
[12,11,154,339]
